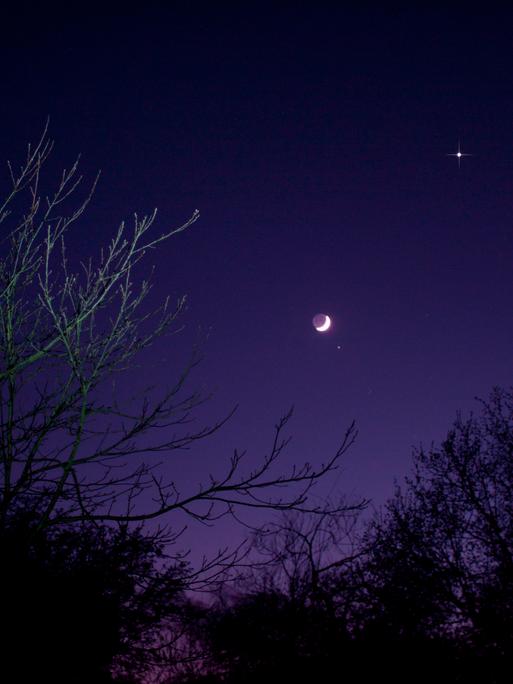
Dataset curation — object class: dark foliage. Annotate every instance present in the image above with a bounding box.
[0,509,186,682]
[352,386,513,683]
[173,590,349,684]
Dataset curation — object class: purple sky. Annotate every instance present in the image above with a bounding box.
[2,5,513,556]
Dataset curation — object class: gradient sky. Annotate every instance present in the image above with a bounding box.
[2,4,513,555]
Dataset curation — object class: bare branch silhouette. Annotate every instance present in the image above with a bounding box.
[0,127,358,539]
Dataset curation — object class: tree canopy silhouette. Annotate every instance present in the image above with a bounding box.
[1,507,189,682]
[355,386,513,682]
[166,387,513,684]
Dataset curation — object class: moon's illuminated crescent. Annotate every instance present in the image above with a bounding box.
[313,313,331,332]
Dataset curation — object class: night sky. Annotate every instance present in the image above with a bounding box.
[2,4,513,554]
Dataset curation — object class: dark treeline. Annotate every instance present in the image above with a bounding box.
[1,510,189,682]
[168,388,513,684]
[3,386,513,682]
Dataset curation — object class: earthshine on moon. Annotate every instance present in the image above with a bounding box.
[313,313,331,332]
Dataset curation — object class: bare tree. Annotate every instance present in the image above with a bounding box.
[0,125,357,539]
[248,503,365,601]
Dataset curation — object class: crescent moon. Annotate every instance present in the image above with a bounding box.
[315,315,331,332]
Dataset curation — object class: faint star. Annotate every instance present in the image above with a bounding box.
[447,140,472,168]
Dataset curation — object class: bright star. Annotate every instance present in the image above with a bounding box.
[447,140,472,168]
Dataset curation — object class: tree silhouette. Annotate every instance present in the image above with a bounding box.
[164,507,365,683]
[354,386,513,682]
[170,589,353,684]
[0,507,189,682]
[248,504,365,601]
[0,124,357,541]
